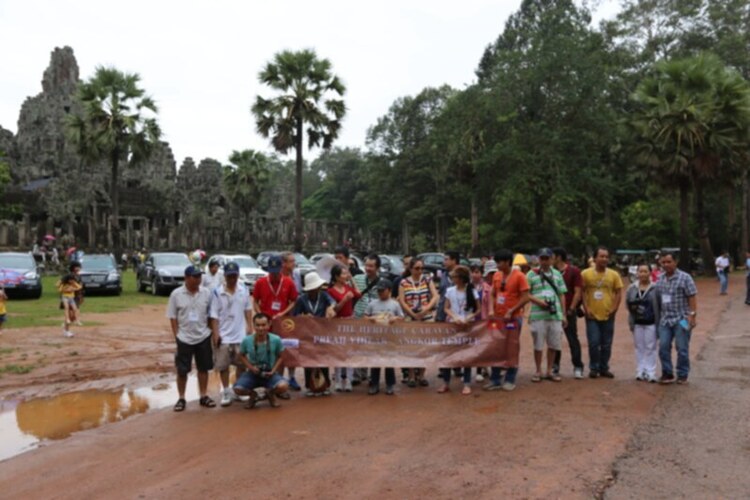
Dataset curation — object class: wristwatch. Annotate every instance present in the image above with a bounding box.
[688,311,696,317]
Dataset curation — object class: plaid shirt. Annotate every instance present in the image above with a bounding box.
[654,269,697,326]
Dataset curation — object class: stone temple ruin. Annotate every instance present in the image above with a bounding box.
[0,47,399,253]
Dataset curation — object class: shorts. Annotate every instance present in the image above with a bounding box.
[0,314,6,324]
[61,297,77,306]
[212,342,244,372]
[233,371,285,391]
[175,336,214,376]
[530,320,563,351]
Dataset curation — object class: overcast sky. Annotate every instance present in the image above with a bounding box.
[0,0,619,168]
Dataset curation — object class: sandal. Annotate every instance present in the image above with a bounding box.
[462,386,472,395]
[199,396,216,408]
[531,374,542,383]
[408,379,417,388]
[244,393,257,409]
[173,398,186,412]
[437,385,450,394]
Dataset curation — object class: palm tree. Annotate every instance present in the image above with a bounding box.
[67,66,161,252]
[251,49,346,251]
[630,53,750,273]
[224,149,270,237]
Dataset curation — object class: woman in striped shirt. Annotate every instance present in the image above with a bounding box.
[398,258,438,387]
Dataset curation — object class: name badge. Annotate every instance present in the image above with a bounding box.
[662,294,672,305]
[188,311,199,323]
[497,295,506,305]
[593,291,604,301]
[271,301,282,312]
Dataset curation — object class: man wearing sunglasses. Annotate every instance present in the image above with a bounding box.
[485,249,530,391]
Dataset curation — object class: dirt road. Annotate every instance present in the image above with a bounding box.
[0,275,739,498]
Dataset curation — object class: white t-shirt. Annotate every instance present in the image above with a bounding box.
[715,256,729,274]
[209,283,253,344]
[445,286,470,322]
[167,285,212,344]
[202,269,224,290]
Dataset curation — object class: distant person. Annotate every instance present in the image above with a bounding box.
[70,261,84,326]
[391,254,412,298]
[470,263,492,383]
[202,258,224,290]
[626,264,660,383]
[232,313,289,409]
[0,286,7,334]
[552,247,584,379]
[655,252,697,384]
[366,279,403,396]
[209,262,253,407]
[745,251,750,305]
[120,252,128,271]
[280,251,303,389]
[715,251,730,295]
[526,248,567,383]
[56,263,83,338]
[354,254,383,386]
[327,265,361,392]
[581,246,623,379]
[398,257,437,387]
[293,272,336,397]
[334,246,362,276]
[438,265,478,395]
[167,265,215,412]
[436,251,460,322]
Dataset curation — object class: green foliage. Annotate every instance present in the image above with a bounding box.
[223,149,270,215]
[620,199,679,249]
[0,150,9,190]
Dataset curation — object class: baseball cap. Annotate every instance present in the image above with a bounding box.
[538,248,554,258]
[267,254,282,273]
[483,260,497,277]
[184,265,204,277]
[224,262,240,276]
[376,278,393,291]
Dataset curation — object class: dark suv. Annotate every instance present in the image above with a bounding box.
[136,252,191,296]
[0,252,42,299]
[79,254,122,295]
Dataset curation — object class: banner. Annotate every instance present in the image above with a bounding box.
[272,317,519,368]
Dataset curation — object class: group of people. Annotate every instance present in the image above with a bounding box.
[166,245,700,412]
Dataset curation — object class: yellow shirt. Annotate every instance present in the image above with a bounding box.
[57,280,82,298]
[0,296,6,315]
[581,268,623,321]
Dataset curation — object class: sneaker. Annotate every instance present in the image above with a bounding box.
[574,368,584,379]
[63,330,75,338]
[277,391,291,400]
[368,385,380,396]
[589,371,600,379]
[483,382,502,391]
[601,371,615,379]
[305,390,315,397]
[647,376,658,383]
[552,365,560,376]
[334,380,343,392]
[635,375,644,381]
[322,389,331,396]
[220,389,233,407]
[475,373,485,383]
[244,392,257,409]
[385,385,394,395]
[344,379,353,392]
[289,378,301,391]
[267,390,280,408]
[502,382,516,392]
[676,377,689,385]
[659,374,675,385]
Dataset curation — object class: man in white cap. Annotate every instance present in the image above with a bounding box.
[293,272,336,396]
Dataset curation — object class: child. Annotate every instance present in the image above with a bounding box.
[365,279,403,395]
[0,286,7,333]
[57,268,82,338]
[439,266,478,395]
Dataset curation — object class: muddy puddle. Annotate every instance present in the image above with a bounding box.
[0,375,219,462]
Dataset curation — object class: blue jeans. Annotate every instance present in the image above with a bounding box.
[718,272,728,294]
[658,323,691,378]
[490,318,522,385]
[586,318,615,373]
[234,371,285,391]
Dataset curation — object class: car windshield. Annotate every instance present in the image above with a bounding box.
[294,253,311,265]
[230,257,259,269]
[0,255,34,269]
[154,254,191,267]
[385,256,404,274]
[81,255,115,271]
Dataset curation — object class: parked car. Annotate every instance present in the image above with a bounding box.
[79,253,122,295]
[309,253,333,265]
[0,252,42,299]
[256,251,281,271]
[210,254,267,291]
[294,252,315,276]
[136,252,191,296]
[416,252,470,282]
[379,254,405,281]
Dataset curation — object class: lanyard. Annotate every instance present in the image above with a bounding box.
[269,278,283,297]
[306,295,321,315]
[636,285,651,300]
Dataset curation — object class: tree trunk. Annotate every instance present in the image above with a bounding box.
[679,180,690,272]
[470,192,479,257]
[694,180,715,277]
[110,151,120,254]
[402,219,409,255]
[728,185,738,267]
[294,120,304,252]
[742,171,749,259]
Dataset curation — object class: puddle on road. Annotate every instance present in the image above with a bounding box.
[0,374,225,462]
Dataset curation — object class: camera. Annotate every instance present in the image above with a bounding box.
[545,298,557,315]
[258,364,271,378]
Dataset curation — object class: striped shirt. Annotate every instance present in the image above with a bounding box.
[353,273,381,318]
[527,268,567,321]
[400,276,434,320]
[654,269,697,326]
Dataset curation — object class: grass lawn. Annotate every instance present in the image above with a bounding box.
[3,272,167,329]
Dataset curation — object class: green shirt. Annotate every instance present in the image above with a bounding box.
[239,333,284,369]
[527,268,567,321]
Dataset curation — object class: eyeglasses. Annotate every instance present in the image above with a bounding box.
[413,266,423,270]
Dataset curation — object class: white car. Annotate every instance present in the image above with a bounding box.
[210,254,268,291]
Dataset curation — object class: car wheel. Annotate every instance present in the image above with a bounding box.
[137,277,146,293]
[30,289,42,300]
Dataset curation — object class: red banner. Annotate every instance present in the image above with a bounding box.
[272,317,519,368]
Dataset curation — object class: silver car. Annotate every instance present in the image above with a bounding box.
[211,254,268,291]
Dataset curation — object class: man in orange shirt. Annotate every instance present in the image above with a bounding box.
[485,249,530,391]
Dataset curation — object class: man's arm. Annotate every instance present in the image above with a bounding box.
[569,286,582,312]
[169,318,179,339]
[210,318,220,346]
[688,295,697,328]
[610,288,622,317]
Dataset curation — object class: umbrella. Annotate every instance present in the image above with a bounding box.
[0,269,25,286]
[66,247,77,257]
[44,235,56,241]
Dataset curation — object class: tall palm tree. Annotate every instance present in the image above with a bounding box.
[630,53,750,273]
[251,49,346,251]
[67,66,161,252]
